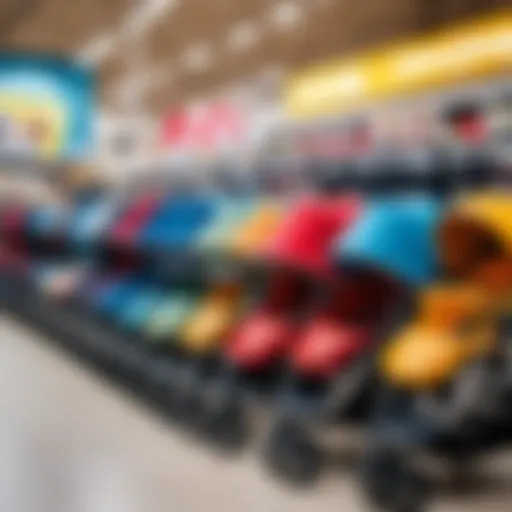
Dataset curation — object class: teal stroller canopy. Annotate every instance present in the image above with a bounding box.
[334,196,443,287]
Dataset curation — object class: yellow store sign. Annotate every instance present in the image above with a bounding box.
[286,11,512,119]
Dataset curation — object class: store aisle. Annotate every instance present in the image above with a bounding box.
[0,314,511,512]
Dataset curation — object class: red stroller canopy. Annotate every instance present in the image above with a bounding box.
[263,195,361,278]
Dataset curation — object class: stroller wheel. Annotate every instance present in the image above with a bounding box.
[126,356,153,397]
[361,447,429,512]
[144,374,167,403]
[172,389,205,426]
[128,356,154,394]
[147,361,180,411]
[263,421,323,486]
[204,400,250,453]
[104,357,126,381]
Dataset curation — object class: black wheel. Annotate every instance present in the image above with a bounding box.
[172,389,205,426]
[361,447,429,512]
[498,315,512,396]
[100,356,124,380]
[164,380,188,419]
[141,359,167,399]
[115,362,136,385]
[204,399,250,453]
[263,421,323,486]
[498,315,512,344]
[390,470,428,512]
[145,358,180,410]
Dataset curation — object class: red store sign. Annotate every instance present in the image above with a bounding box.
[159,102,247,154]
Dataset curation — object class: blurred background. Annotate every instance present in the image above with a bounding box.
[0,0,511,182]
[0,2,511,512]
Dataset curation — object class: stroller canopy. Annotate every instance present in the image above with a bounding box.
[438,192,512,295]
[265,195,361,278]
[335,196,443,287]
[194,196,256,252]
[27,204,66,236]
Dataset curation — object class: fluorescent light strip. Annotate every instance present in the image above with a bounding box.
[182,44,213,71]
[227,21,260,51]
[268,1,304,30]
[77,33,117,65]
[124,0,180,36]
[77,0,180,64]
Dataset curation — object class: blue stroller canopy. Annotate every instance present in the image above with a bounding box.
[335,196,443,287]
[70,198,122,247]
[139,194,216,251]
[28,205,66,237]
[116,286,165,332]
[93,275,143,315]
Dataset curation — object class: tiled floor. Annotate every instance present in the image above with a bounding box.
[1,314,511,512]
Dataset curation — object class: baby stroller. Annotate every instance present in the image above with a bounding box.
[200,195,361,451]
[262,196,443,484]
[142,197,284,420]
[361,192,512,512]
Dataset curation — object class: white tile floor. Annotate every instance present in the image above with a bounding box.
[1,314,511,512]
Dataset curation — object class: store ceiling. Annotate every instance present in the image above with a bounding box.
[1,0,508,114]
[1,0,131,50]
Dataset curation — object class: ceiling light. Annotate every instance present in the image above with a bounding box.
[268,2,304,30]
[124,0,180,36]
[227,22,260,51]
[77,33,116,65]
[182,44,213,71]
[78,0,180,64]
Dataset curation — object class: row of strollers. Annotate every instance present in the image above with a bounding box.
[0,168,510,512]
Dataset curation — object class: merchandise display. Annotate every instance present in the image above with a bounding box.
[0,153,509,512]
[0,9,511,512]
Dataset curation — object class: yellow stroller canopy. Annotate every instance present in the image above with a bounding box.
[382,192,511,390]
[438,192,511,294]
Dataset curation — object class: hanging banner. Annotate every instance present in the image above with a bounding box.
[0,53,95,160]
[286,11,512,119]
